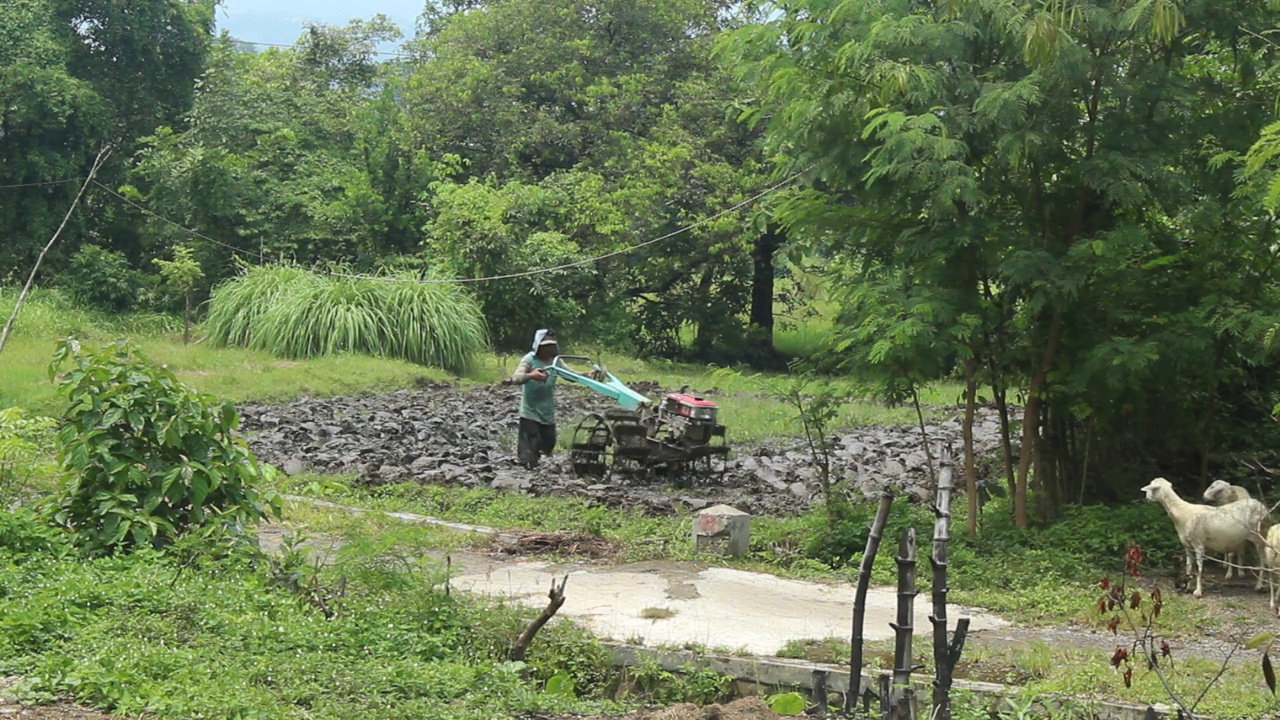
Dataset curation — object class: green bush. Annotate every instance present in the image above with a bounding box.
[62,244,140,312]
[0,407,57,496]
[48,339,280,554]
[204,264,489,374]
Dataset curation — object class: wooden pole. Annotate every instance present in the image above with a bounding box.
[889,527,918,719]
[930,447,967,720]
[848,487,895,710]
[0,145,111,358]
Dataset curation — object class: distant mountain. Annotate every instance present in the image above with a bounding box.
[215,0,422,49]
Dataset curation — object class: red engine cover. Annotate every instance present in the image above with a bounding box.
[666,393,717,408]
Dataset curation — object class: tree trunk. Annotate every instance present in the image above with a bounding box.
[848,489,895,710]
[183,289,193,345]
[749,224,785,353]
[962,358,978,537]
[991,375,1015,501]
[1014,309,1065,528]
[510,576,568,662]
[910,384,936,482]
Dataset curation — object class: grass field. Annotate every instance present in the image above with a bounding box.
[5,288,1279,719]
[2,287,962,443]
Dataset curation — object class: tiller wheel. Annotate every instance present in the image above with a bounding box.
[569,413,614,479]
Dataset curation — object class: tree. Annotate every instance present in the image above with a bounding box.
[153,244,204,344]
[0,0,215,287]
[726,0,1280,524]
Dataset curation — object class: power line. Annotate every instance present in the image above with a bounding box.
[329,166,813,285]
[0,177,85,189]
[91,180,265,262]
[88,165,812,285]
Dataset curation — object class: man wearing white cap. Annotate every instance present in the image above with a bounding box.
[512,329,559,468]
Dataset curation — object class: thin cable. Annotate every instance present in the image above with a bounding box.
[329,165,813,285]
[92,180,264,262]
[0,177,85,189]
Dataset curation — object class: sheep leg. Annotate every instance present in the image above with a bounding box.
[1253,539,1269,592]
[1193,547,1205,598]
[1224,551,1235,580]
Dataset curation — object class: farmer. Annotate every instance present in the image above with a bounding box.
[512,329,560,468]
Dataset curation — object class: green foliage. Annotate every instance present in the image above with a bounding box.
[48,339,280,554]
[0,407,57,497]
[152,244,203,334]
[767,691,806,715]
[62,244,141,313]
[0,517,624,719]
[627,659,732,705]
[725,0,1280,511]
[204,264,489,374]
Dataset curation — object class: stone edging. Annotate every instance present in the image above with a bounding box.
[602,643,1178,720]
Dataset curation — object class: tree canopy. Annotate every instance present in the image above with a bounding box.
[6,0,1280,517]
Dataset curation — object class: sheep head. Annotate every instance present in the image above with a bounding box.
[1141,477,1173,501]
[1203,479,1232,504]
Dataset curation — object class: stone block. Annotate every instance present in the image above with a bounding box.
[694,504,750,558]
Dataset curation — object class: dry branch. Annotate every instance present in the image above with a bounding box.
[0,145,111,357]
[510,575,568,662]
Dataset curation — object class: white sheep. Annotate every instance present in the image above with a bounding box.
[1264,525,1280,616]
[1203,480,1254,580]
[1141,477,1271,597]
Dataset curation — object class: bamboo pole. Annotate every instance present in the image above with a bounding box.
[930,447,968,720]
[889,527,917,719]
[848,487,895,711]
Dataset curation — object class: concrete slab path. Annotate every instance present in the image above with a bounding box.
[452,556,1010,656]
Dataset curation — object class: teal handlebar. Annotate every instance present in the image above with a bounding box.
[547,355,651,411]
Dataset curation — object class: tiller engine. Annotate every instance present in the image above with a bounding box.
[544,355,729,482]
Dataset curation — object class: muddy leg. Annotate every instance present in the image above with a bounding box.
[517,418,542,468]
[1193,548,1205,598]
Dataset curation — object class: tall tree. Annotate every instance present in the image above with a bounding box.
[726,0,1280,522]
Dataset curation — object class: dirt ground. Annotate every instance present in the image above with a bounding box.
[237,381,1006,517]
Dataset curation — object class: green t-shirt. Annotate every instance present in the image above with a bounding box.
[518,352,557,425]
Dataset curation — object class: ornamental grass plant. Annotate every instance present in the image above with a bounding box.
[205,265,488,374]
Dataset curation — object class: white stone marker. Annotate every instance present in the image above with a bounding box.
[694,504,750,558]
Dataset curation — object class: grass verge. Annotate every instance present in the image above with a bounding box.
[274,478,1280,719]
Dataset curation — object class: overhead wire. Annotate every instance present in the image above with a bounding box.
[91,180,265,263]
[327,165,815,285]
[79,164,812,285]
[0,177,86,189]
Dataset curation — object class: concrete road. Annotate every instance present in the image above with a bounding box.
[451,556,1009,656]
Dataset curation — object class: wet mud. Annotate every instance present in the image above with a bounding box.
[238,381,1007,517]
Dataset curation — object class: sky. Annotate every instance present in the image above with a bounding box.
[215,0,423,48]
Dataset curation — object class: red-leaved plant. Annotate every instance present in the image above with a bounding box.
[1096,544,1275,719]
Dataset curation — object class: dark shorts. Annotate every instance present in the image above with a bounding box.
[517,417,557,468]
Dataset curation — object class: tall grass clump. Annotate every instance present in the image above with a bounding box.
[0,286,180,339]
[204,265,488,374]
[203,264,320,348]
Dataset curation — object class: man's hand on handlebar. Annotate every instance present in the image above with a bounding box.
[529,368,549,382]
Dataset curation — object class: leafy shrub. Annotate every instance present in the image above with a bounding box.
[48,339,280,554]
[204,263,489,373]
[0,507,72,558]
[62,244,139,312]
[0,407,57,496]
